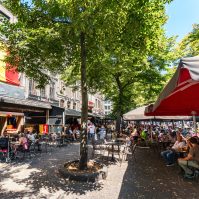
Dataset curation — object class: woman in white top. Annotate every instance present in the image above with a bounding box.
[161,134,186,166]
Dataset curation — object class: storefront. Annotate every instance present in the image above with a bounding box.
[49,105,64,133]
[0,111,24,135]
[24,111,47,134]
[0,82,26,135]
[0,41,52,135]
[0,96,51,135]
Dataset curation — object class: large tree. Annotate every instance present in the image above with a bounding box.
[178,24,199,57]
[63,1,175,132]
[1,0,173,168]
[100,36,176,132]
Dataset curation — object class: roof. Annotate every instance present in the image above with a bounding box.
[0,96,51,109]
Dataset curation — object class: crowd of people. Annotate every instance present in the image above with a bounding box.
[123,123,199,179]
[2,120,199,179]
[62,122,114,141]
[0,121,114,152]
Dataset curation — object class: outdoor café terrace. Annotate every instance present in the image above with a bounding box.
[0,139,199,199]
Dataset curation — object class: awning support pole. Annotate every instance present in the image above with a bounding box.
[191,111,197,133]
[46,110,49,125]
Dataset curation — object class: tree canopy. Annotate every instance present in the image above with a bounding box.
[1,0,173,88]
[0,0,175,166]
[178,24,199,57]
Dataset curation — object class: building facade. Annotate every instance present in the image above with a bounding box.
[104,100,113,116]
[0,4,105,135]
[90,93,105,116]
[0,5,51,135]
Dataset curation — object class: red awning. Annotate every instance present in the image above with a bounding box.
[145,56,199,116]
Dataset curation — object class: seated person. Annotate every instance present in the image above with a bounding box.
[18,133,28,150]
[51,132,57,141]
[161,134,185,166]
[27,131,36,143]
[67,126,76,141]
[158,129,168,141]
[178,136,199,178]
[27,131,41,151]
[151,131,159,142]
[168,131,176,144]
[131,126,138,141]
[119,131,128,139]
[99,125,106,140]
[140,130,147,141]
[73,127,79,141]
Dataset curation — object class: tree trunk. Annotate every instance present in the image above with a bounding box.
[79,32,88,170]
[116,92,122,134]
[115,75,123,134]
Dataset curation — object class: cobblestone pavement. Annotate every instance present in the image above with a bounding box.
[0,143,199,199]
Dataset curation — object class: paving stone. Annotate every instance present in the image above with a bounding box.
[0,143,198,199]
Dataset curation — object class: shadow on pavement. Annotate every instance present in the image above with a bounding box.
[118,148,199,199]
[0,143,103,198]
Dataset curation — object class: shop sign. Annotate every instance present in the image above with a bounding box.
[39,124,49,134]
[0,82,25,99]
[88,101,94,107]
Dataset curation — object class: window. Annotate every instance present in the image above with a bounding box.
[60,81,65,94]
[76,91,79,99]
[60,99,65,108]
[72,91,76,99]
[95,99,97,108]
[105,106,108,110]
[60,81,65,89]
[50,82,55,99]
[73,102,76,110]
[29,79,37,95]
[40,88,46,98]
[108,106,110,110]
[98,100,101,109]
[67,101,71,109]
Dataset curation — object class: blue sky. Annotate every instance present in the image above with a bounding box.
[165,0,199,42]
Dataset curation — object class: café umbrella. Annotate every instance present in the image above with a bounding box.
[123,106,191,121]
[145,56,199,131]
[124,106,191,140]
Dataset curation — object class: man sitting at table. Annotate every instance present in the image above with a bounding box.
[27,131,41,151]
[161,133,186,166]
[178,136,199,178]
[27,131,36,143]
